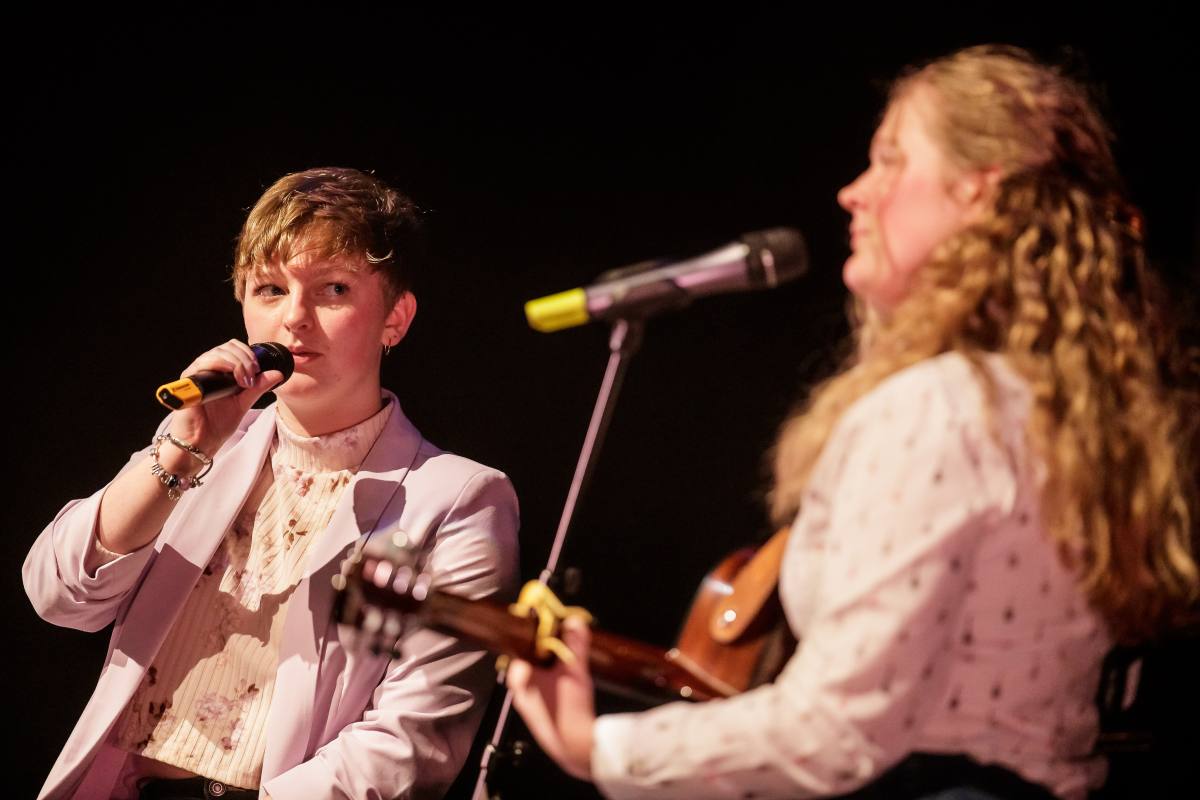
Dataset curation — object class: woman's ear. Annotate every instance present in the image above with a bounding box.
[954,165,1004,214]
[383,291,418,347]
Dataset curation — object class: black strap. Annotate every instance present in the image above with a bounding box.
[831,753,1058,800]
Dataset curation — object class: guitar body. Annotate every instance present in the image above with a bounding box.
[671,541,796,698]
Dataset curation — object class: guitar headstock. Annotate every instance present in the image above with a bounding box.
[333,533,583,676]
[333,529,434,658]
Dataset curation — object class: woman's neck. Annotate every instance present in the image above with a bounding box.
[276,393,387,438]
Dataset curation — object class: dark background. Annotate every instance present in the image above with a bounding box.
[8,8,1197,798]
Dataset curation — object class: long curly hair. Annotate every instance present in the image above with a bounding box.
[770,45,1198,642]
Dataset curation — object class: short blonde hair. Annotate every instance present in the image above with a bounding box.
[232,167,422,302]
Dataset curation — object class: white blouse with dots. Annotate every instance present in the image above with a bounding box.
[591,352,1110,800]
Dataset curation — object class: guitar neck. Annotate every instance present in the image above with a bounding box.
[416,590,731,703]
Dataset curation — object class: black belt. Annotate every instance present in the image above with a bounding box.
[138,777,257,800]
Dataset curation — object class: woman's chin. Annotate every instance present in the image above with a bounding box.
[842,256,874,299]
[271,375,321,403]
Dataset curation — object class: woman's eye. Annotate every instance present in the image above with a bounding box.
[877,149,903,167]
[254,284,285,297]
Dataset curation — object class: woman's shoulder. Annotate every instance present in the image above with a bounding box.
[808,352,1031,523]
[846,351,1030,430]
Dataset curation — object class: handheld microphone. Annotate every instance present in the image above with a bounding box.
[524,227,808,333]
[155,342,295,410]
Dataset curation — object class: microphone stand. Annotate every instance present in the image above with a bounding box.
[471,317,645,800]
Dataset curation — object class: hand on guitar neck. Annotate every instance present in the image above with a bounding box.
[506,617,597,781]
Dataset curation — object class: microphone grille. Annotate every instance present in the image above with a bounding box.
[740,227,808,287]
[251,342,296,382]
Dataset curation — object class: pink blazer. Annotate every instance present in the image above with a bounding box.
[24,393,519,799]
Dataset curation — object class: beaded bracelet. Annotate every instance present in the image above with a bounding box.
[150,432,214,500]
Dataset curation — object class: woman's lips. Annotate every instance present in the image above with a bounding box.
[289,351,321,366]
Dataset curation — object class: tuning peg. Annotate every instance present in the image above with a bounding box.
[362,606,384,635]
[371,559,395,589]
[391,565,414,597]
[382,611,404,653]
[411,572,433,603]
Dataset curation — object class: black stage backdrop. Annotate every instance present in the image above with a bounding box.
[8,8,1198,798]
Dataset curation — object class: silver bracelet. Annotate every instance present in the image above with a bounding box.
[150,433,214,500]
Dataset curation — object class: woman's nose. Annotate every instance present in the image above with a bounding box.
[838,171,868,212]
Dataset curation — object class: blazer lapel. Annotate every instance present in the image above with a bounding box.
[263,395,424,774]
[303,401,423,582]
